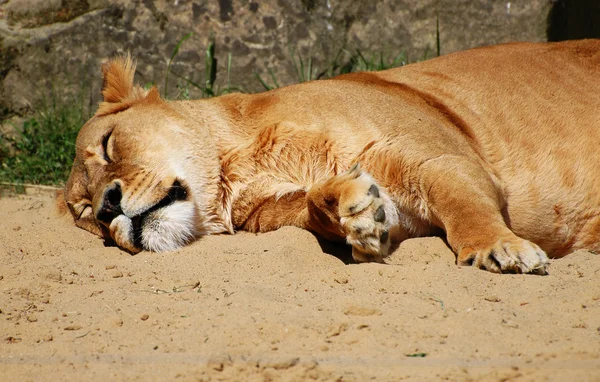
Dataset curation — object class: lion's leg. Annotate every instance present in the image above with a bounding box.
[232,167,399,263]
[305,165,400,263]
[231,177,310,233]
[417,156,549,274]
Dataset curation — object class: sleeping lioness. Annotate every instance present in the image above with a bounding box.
[60,39,600,274]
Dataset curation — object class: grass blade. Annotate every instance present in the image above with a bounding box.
[165,32,193,98]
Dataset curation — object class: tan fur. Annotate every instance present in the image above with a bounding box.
[61,40,600,274]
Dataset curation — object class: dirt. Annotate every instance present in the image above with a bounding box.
[1,193,599,381]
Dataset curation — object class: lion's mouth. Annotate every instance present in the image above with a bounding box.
[131,180,189,247]
[100,179,195,253]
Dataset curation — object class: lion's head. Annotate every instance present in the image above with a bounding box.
[61,55,231,253]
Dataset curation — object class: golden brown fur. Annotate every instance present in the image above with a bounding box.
[60,40,600,274]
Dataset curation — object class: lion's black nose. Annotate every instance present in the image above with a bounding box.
[97,182,123,224]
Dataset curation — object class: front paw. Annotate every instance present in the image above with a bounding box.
[457,236,549,275]
[336,166,397,263]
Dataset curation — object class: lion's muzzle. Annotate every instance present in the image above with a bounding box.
[97,179,196,253]
[96,182,124,225]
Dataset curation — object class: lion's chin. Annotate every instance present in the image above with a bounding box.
[109,202,197,253]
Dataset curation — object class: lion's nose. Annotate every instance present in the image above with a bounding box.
[96,182,123,224]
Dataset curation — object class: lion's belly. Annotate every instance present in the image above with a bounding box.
[496,146,600,257]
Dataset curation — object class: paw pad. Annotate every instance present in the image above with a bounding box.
[368,184,380,198]
[374,205,385,223]
[337,172,396,263]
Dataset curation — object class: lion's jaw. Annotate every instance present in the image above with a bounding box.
[109,197,198,253]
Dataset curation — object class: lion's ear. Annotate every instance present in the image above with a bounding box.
[97,54,161,116]
[101,53,137,103]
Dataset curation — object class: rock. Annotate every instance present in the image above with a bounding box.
[0,0,561,122]
[5,0,101,29]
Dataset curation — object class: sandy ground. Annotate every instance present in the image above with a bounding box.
[0,193,599,381]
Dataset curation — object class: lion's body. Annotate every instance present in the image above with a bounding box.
[62,40,600,273]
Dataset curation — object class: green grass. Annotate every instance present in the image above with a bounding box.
[256,47,409,91]
[167,35,242,99]
[0,89,91,185]
[164,32,193,98]
[1,38,422,186]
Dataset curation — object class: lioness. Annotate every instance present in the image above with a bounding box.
[60,40,600,274]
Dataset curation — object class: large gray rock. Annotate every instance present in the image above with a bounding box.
[0,0,557,121]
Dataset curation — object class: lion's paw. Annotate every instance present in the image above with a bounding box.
[458,236,549,275]
[336,166,397,263]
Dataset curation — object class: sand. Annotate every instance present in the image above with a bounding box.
[1,193,599,381]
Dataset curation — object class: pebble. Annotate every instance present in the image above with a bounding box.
[326,323,348,338]
[343,306,382,316]
[45,271,62,282]
[334,276,348,284]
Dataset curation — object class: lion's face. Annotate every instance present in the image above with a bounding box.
[62,56,225,253]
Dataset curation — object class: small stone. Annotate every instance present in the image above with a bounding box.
[343,306,382,316]
[45,271,62,282]
[26,314,37,322]
[484,296,501,302]
[105,265,117,270]
[208,356,231,371]
[334,276,348,284]
[326,323,348,338]
[264,357,299,370]
[112,271,123,278]
[64,325,82,331]
[5,336,21,344]
[140,314,149,321]
[39,335,53,343]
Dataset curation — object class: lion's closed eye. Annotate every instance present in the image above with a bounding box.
[101,130,114,163]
